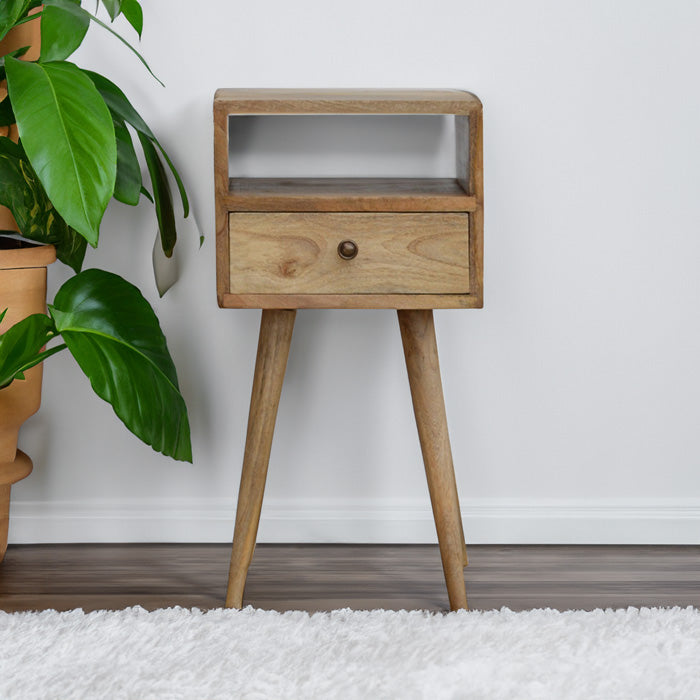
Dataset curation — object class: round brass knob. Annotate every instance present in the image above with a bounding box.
[337,240,358,260]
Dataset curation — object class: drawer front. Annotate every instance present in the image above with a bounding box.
[228,213,469,295]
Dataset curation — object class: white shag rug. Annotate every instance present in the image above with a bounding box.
[1,606,700,699]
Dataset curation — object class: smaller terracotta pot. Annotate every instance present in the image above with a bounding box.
[0,241,56,562]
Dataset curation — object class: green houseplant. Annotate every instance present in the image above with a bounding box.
[0,0,194,555]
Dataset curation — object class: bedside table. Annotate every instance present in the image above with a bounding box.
[214,89,483,610]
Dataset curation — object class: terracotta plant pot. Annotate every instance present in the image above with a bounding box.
[0,241,56,562]
[0,9,48,561]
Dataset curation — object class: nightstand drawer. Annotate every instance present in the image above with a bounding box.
[228,213,469,295]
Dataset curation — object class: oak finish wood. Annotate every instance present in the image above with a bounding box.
[221,292,479,310]
[398,310,468,610]
[215,90,483,608]
[2,544,699,613]
[226,309,296,608]
[225,177,478,213]
[214,89,484,309]
[214,89,482,115]
[214,94,231,310]
[466,111,484,303]
[229,213,470,296]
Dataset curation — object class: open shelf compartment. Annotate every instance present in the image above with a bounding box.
[214,89,483,309]
[224,177,478,212]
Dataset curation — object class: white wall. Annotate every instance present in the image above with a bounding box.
[10,0,700,544]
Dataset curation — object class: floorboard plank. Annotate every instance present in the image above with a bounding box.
[1,544,698,613]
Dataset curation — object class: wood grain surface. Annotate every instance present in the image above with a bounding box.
[1,544,699,613]
[225,178,477,213]
[214,94,231,305]
[214,89,482,115]
[226,310,296,608]
[214,89,484,309]
[220,292,479,310]
[229,213,469,296]
[466,109,484,303]
[398,310,468,610]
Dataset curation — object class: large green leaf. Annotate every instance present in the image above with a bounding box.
[0,0,31,43]
[0,312,65,389]
[83,69,194,263]
[153,138,189,219]
[5,58,116,247]
[113,116,141,206]
[41,0,162,85]
[83,69,153,137]
[138,132,175,257]
[40,1,89,62]
[119,0,142,37]
[49,269,192,461]
[83,70,189,217]
[98,0,143,36]
[0,137,87,271]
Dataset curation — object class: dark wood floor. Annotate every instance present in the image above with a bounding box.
[0,544,699,613]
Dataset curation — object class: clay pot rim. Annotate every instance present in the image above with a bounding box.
[0,237,56,270]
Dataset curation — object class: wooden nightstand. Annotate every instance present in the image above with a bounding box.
[214,89,483,610]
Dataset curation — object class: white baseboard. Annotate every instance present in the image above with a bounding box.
[8,498,700,545]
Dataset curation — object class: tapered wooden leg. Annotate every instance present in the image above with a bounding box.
[398,309,468,610]
[226,309,296,608]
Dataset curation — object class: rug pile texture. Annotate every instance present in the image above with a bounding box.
[1,605,699,699]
